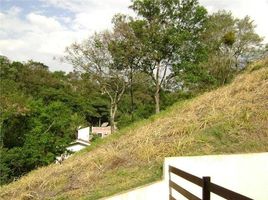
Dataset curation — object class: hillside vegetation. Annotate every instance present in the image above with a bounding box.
[0,58,267,200]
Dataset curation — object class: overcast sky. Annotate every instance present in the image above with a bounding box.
[0,0,267,72]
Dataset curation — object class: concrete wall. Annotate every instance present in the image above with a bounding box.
[78,127,90,141]
[66,144,86,152]
[105,153,268,200]
[165,153,268,200]
[105,181,166,200]
[92,126,111,137]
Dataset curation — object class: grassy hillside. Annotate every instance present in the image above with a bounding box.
[1,58,268,200]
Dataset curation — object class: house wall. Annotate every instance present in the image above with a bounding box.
[92,126,111,137]
[78,127,90,141]
[104,153,268,200]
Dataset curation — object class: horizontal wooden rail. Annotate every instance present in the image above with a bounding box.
[169,180,201,200]
[169,165,203,186]
[168,165,253,200]
[209,182,253,200]
[169,194,176,200]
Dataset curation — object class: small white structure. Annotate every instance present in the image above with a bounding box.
[56,125,116,163]
[56,127,92,163]
[92,122,114,138]
[78,127,91,141]
[106,153,268,200]
[92,126,111,138]
[66,139,90,152]
[66,127,91,153]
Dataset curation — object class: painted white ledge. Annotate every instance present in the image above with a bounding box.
[165,153,268,200]
[105,153,268,200]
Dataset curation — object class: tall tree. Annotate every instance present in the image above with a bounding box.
[233,16,263,66]
[130,0,207,113]
[201,11,263,86]
[65,32,127,133]
[0,57,30,147]
[109,14,143,121]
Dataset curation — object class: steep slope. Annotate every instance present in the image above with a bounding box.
[1,58,268,200]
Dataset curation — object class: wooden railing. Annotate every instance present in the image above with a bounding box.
[169,165,253,200]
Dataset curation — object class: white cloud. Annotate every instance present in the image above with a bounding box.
[0,1,133,71]
[0,10,29,38]
[42,0,131,13]
[0,39,26,51]
[43,0,134,32]
[0,0,267,72]
[26,13,63,31]
[72,10,115,31]
[6,6,22,16]
[0,8,90,71]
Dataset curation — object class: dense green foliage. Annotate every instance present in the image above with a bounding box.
[0,0,265,186]
[0,55,179,185]
[0,57,109,184]
[196,10,264,89]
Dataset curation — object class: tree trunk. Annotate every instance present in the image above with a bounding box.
[110,107,115,134]
[155,63,160,113]
[154,85,160,113]
[110,103,117,133]
[104,80,125,134]
[130,66,134,122]
[0,123,3,148]
[98,118,101,127]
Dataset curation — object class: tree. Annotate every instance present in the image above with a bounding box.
[0,57,91,185]
[130,0,207,113]
[65,32,128,133]
[201,11,263,86]
[233,16,263,66]
[109,14,144,121]
[117,71,155,127]
[0,58,30,148]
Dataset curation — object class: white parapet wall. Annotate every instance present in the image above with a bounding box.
[165,152,268,200]
[105,153,268,200]
[105,181,166,200]
[66,143,87,152]
[78,127,90,141]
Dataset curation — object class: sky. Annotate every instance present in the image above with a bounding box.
[0,0,267,72]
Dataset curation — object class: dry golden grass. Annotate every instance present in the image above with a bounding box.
[0,58,267,200]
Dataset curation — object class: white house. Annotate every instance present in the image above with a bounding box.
[91,122,115,138]
[92,126,111,138]
[56,124,114,163]
[56,127,91,163]
[66,127,91,153]
[64,124,112,154]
